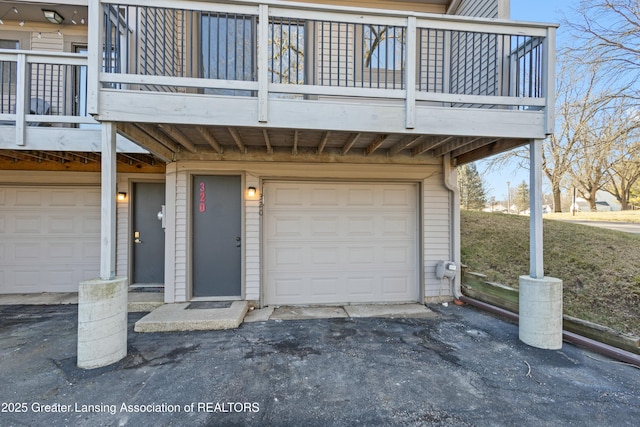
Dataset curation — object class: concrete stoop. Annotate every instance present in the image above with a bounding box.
[134,301,249,332]
[128,292,164,313]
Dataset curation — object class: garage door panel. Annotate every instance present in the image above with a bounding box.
[265,181,418,305]
[15,216,41,233]
[310,188,340,205]
[273,187,304,205]
[0,186,100,294]
[382,187,413,205]
[50,190,79,206]
[50,216,76,233]
[347,246,375,264]
[15,189,42,206]
[310,278,340,296]
[311,246,340,265]
[347,188,375,205]
[347,277,377,297]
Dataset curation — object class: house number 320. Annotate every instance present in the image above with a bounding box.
[199,182,206,212]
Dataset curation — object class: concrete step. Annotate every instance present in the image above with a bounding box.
[128,292,164,313]
[134,301,249,332]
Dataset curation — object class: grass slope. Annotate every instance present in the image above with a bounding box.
[461,210,640,336]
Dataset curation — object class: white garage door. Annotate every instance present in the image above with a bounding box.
[264,181,419,305]
[0,186,101,294]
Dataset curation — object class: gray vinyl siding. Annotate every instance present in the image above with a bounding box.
[454,0,500,18]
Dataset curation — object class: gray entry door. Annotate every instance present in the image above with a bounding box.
[132,182,166,284]
[192,175,242,297]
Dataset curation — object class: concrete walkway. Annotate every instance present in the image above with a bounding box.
[551,219,640,234]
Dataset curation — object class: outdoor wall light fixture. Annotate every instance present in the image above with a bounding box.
[247,187,257,198]
[43,10,64,25]
[117,192,127,202]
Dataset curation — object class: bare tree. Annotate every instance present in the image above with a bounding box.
[570,97,639,210]
[566,0,639,98]
[604,132,640,210]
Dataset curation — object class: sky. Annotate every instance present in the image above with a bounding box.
[478,0,579,201]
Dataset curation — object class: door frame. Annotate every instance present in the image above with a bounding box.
[187,171,246,301]
[125,177,166,286]
[259,178,424,307]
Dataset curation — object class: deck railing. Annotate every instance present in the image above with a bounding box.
[0,49,98,144]
[94,0,554,130]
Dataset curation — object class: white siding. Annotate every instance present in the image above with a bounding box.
[116,176,129,279]
[245,174,261,301]
[423,172,452,300]
[174,170,189,301]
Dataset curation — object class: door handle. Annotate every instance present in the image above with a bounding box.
[236,236,241,247]
[134,231,143,244]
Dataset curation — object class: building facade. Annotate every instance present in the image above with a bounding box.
[1,0,555,309]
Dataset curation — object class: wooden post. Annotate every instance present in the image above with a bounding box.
[258,4,269,123]
[87,0,101,115]
[100,122,117,280]
[543,27,556,136]
[405,16,416,129]
[529,139,544,279]
[15,53,27,146]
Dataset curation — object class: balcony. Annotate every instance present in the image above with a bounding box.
[0,48,156,169]
[91,0,556,164]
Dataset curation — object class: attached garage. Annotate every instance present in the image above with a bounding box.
[0,186,101,294]
[263,181,420,305]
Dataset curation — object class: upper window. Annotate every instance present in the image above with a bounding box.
[363,25,405,71]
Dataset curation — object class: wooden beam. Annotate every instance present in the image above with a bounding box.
[412,136,453,157]
[451,137,500,158]
[388,135,422,156]
[341,133,361,155]
[119,153,156,166]
[365,134,390,156]
[117,123,174,162]
[228,127,247,153]
[262,129,273,154]
[431,136,482,157]
[158,124,197,153]
[136,123,181,153]
[317,131,330,154]
[292,130,299,155]
[455,138,526,165]
[195,126,223,154]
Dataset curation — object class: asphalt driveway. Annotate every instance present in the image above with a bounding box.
[1,303,638,426]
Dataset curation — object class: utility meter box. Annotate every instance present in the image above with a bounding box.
[436,261,457,280]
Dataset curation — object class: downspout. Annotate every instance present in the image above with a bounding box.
[442,153,462,299]
[446,0,462,15]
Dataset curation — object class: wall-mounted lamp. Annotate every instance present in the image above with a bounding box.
[43,9,64,25]
[247,187,257,198]
[117,192,127,202]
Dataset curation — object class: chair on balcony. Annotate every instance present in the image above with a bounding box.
[28,98,52,126]
[0,98,52,126]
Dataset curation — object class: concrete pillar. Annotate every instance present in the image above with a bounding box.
[519,139,563,350]
[519,275,563,350]
[78,122,128,369]
[77,277,128,369]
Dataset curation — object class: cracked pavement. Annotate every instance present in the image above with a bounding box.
[1,303,639,426]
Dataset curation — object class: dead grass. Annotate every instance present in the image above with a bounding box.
[461,210,640,336]
[544,210,640,223]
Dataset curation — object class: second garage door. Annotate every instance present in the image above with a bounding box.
[0,186,100,294]
[264,181,419,305]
